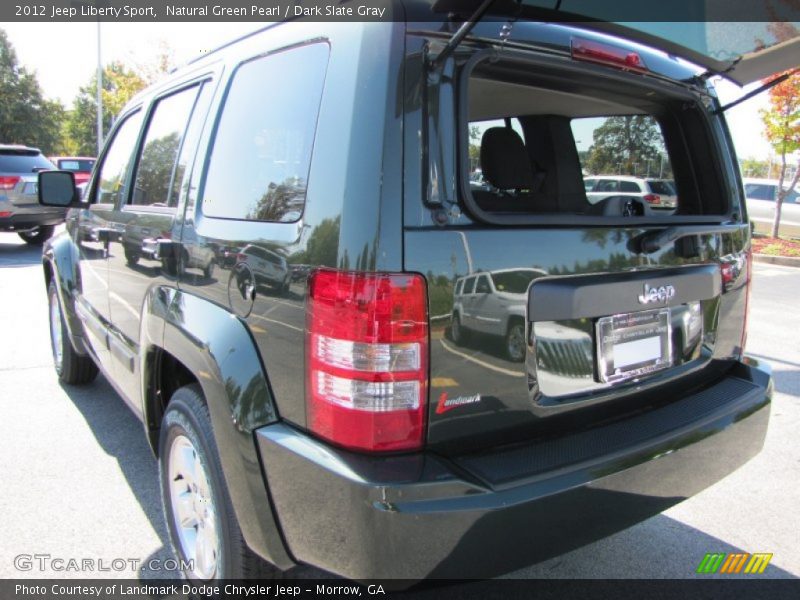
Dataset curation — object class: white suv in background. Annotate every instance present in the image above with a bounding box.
[584,175,678,215]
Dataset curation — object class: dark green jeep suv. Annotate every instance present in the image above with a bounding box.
[38,5,794,583]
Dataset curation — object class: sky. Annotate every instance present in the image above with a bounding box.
[1,22,777,162]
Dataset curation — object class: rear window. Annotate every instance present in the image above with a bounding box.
[647,180,676,195]
[459,56,729,221]
[57,159,94,172]
[0,152,54,173]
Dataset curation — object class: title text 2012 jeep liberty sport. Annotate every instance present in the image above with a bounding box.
[39,3,795,582]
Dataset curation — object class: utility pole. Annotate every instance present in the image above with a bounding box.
[96,21,103,152]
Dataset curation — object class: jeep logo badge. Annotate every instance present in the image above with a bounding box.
[638,283,676,305]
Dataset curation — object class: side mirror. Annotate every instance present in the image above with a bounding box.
[38,171,79,207]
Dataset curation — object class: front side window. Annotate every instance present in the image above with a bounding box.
[95,111,144,205]
[202,43,329,223]
[131,86,199,207]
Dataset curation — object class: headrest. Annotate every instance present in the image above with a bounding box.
[480,127,535,191]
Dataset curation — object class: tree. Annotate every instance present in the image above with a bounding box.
[64,61,146,155]
[584,116,666,177]
[740,157,770,178]
[760,69,800,238]
[0,29,65,153]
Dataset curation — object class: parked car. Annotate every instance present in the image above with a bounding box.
[236,244,291,293]
[452,268,546,361]
[584,175,678,215]
[743,177,800,238]
[49,156,96,185]
[38,13,786,584]
[0,144,63,244]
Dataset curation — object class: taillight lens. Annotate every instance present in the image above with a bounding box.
[643,194,661,205]
[571,37,647,73]
[0,176,21,190]
[306,269,428,452]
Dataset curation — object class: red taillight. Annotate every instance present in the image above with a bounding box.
[0,176,21,190]
[306,269,428,452]
[0,211,12,218]
[643,194,661,205]
[571,37,647,73]
[236,253,246,262]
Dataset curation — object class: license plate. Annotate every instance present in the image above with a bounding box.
[596,308,672,383]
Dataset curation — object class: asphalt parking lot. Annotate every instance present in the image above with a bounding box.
[0,230,798,582]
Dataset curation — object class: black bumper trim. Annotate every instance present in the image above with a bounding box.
[256,361,771,581]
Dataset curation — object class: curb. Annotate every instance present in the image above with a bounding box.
[753,253,800,268]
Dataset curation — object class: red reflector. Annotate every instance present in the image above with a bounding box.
[571,37,647,73]
[0,176,21,190]
[643,194,661,204]
[306,269,428,452]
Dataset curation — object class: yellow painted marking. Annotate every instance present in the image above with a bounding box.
[431,377,458,388]
[250,325,267,334]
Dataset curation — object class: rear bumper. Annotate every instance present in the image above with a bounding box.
[256,360,771,582]
[0,203,66,230]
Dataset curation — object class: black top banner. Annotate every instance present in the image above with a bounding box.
[4,0,800,23]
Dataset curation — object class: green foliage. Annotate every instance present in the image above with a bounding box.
[759,68,800,237]
[0,29,66,154]
[64,61,147,156]
[290,216,341,268]
[134,132,181,204]
[740,157,770,178]
[584,116,668,177]
[246,177,306,222]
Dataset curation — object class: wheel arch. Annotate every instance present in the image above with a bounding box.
[42,232,89,355]
[140,287,293,570]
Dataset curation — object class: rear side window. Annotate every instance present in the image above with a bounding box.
[202,43,329,223]
[131,85,199,207]
[619,180,641,193]
[475,275,491,294]
[463,277,476,294]
[455,280,464,295]
[647,180,675,195]
[0,152,54,172]
[95,111,144,205]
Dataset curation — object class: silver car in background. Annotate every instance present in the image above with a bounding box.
[0,144,64,244]
[743,177,800,238]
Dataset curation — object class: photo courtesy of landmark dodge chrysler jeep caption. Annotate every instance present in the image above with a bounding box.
[37,1,795,583]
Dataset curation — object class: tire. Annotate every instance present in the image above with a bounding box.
[18,225,55,245]
[48,280,98,385]
[203,261,215,279]
[159,385,281,580]
[505,320,526,363]
[451,313,468,345]
[124,246,140,266]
